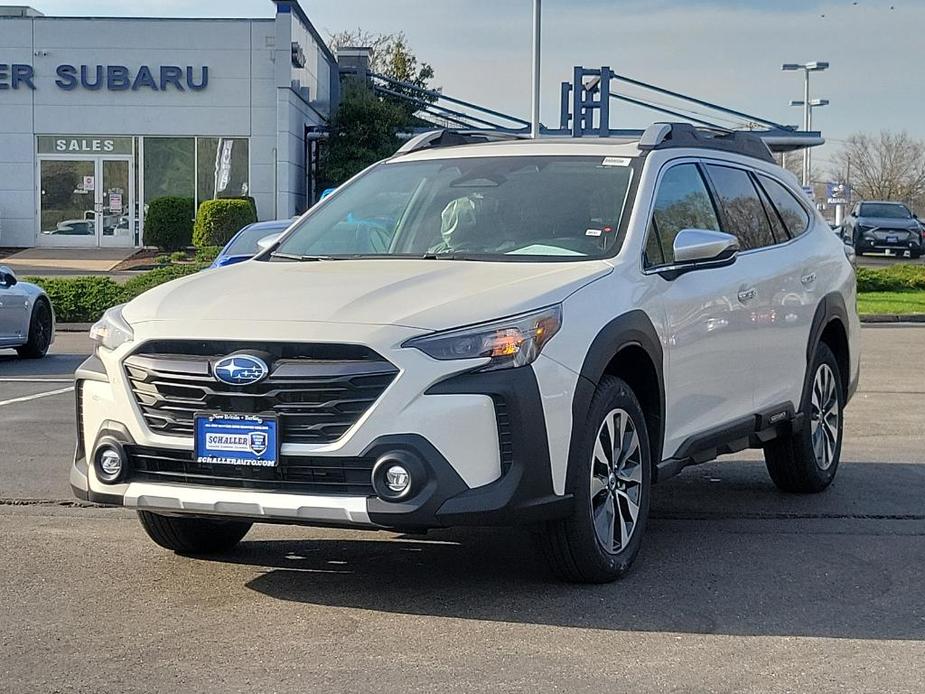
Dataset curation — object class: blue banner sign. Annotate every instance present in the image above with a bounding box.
[0,64,208,92]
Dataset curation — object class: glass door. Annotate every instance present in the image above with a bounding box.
[38,159,98,247]
[99,159,134,248]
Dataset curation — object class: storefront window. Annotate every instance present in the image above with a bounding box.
[197,138,249,202]
[143,137,195,204]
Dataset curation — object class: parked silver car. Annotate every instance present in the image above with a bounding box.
[0,266,55,358]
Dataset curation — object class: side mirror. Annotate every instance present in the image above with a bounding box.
[256,233,282,253]
[0,265,17,287]
[673,229,740,265]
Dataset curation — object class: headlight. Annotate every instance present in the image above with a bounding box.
[404,305,562,372]
[89,304,134,353]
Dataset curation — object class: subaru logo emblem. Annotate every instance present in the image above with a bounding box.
[213,354,269,386]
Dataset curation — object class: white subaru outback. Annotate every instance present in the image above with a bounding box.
[72,123,860,583]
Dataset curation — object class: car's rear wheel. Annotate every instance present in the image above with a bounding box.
[764,342,844,493]
[16,299,52,359]
[137,511,252,554]
[538,376,651,583]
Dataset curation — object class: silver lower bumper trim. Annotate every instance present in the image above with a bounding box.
[122,483,374,526]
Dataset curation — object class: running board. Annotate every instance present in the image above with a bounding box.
[655,403,797,483]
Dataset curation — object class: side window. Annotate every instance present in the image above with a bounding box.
[645,163,720,266]
[758,175,811,239]
[753,176,787,243]
[704,164,776,250]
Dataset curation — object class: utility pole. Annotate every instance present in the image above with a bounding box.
[531,0,542,139]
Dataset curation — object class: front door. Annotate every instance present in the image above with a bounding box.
[38,157,135,248]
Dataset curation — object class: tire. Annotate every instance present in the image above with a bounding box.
[853,243,864,257]
[538,376,652,583]
[137,511,252,554]
[764,342,844,493]
[16,299,52,359]
[911,251,922,260]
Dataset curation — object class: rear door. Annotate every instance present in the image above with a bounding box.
[644,161,757,456]
[702,162,793,416]
[752,172,821,410]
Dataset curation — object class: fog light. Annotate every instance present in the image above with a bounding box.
[371,452,421,501]
[385,465,410,494]
[93,442,125,484]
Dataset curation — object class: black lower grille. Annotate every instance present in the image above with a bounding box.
[492,397,514,474]
[126,446,375,496]
[123,341,398,445]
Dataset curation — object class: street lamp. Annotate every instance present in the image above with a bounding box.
[782,61,829,186]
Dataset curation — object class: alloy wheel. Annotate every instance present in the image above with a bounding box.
[590,408,644,553]
[810,363,840,470]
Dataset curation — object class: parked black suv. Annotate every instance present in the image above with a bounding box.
[844,201,922,258]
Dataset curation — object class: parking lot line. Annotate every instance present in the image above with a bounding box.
[0,386,74,408]
[0,378,74,384]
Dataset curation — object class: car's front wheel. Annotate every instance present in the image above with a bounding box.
[137,511,252,554]
[538,376,652,583]
[764,342,844,493]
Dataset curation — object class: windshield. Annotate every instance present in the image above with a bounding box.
[224,223,290,256]
[272,156,635,261]
[859,203,912,219]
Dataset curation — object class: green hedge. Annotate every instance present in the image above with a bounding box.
[856,264,925,292]
[26,263,207,323]
[26,276,127,323]
[144,196,195,251]
[193,199,256,248]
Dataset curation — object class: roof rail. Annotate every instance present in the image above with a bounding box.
[638,122,775,163]
[395,129,528,156]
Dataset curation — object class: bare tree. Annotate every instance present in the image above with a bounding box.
[327,28,435,93]
[830,131,925,206]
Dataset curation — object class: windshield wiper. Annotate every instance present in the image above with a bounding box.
[270,252,339,261]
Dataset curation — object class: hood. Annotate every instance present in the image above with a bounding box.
[857,216,920,231]
[123,258,612,331]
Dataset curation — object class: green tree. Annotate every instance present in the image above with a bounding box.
[319,82,407,188]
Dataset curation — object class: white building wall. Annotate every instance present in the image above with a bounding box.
[0,17,37,247]
[0,0,336,247]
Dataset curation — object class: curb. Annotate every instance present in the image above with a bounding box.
[860,314,925,324]
[58,323,93,332]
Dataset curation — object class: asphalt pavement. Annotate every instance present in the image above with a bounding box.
[1,328,924,693]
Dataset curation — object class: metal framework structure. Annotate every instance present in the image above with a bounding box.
[343,65,824,154]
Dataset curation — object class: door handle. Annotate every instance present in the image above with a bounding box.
[801,272,817,286]
[737,287,757,303]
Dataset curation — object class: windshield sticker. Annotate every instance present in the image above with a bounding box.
[585,228,603,237]
[601,157,631,167]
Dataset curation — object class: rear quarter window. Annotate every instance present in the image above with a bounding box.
[757,175,811,238]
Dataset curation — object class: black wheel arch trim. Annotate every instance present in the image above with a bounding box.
[806,292,853,406]
[570,310,666,480]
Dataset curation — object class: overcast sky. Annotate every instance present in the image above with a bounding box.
[31,0,925,172]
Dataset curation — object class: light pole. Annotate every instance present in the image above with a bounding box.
[789,97,829,188]
[782,61,829,186]
[531,0,542,139]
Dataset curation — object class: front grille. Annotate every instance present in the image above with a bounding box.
[872,230,912,241]
[126,445,375,496]
[124,340,398,444]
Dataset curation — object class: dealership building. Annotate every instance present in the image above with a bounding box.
[0,1,338,250]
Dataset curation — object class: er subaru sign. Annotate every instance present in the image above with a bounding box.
[0,63,209,92]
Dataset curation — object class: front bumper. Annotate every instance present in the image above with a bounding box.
[72,353,574,530]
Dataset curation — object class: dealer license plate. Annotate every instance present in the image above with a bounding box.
[194,413,279,467]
